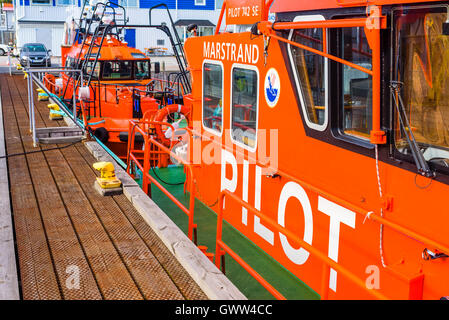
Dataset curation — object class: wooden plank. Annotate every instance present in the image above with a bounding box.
[1,74,61,300]
[0,86,20,300]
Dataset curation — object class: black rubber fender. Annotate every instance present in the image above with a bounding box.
[93,127,109,144]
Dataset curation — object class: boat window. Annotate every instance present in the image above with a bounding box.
[289,27,327,129]
[65,57,79,69]
[85,53,101,59]
[393,8,449,169]
[102,61,132,80]
[203,62,223,134]
[64,56,72,68]
[84,60,100,79]
[134,60,151,80]
[231,66,258,150]
[339,27,372,140]
[131,53,146,59]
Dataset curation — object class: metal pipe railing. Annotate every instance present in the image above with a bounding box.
[215,190,388,300]
[126,119,198,242]
[24,67,84,146]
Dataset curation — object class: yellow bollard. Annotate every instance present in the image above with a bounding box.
[38,92,49,101]
[93,162,122,189]
[47,103,60,111]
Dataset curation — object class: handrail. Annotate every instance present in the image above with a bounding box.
[215,190,388,300]
[126,119,198,242]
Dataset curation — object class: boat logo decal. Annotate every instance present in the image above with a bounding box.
[264,68,280,108]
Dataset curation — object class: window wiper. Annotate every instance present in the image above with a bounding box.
[390,81,435,178]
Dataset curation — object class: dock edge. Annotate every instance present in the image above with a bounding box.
[80,137,247,300]
[0,89,20,300]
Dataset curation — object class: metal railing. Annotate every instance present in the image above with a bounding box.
[126,118,198,243]
[23,67,85,146]
[215,190,388,300]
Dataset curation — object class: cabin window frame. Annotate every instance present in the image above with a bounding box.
[202,59,224,137]
[57,0,75,6]
[287,14,329,132]
[84,59,101,80]
[325,18,375,149]
[390,4,449,176]
[230,63,260,153]
[336,26,373,142]
[31,0,51,5]
[195,0,206,6]
[100,60,134,81]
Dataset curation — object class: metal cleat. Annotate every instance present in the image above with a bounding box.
[47,103,60,111]
[38,92,49,101]
[93,162,122,195]
[49,109,64,120]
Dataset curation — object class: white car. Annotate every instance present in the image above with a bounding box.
[0,44,9,56]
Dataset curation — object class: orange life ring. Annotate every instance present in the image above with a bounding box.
[153,104,190,147]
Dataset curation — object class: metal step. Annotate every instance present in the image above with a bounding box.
[35,127,84,144]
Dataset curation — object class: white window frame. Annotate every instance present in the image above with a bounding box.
[287,14,328,132]
[202,59,224,137]
[31,0,52,5]
[230,63,259,153]
[56,0,75,6]
[195,0,206,6]
[122,0,139,7]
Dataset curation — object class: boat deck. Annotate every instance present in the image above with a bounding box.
[0,73,208,300]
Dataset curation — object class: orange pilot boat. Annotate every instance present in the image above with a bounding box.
[124,0,449,299]
[43,1,191,160]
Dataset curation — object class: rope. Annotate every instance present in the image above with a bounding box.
[0,140,79,159]
[363,211,373,224]
[151,166,185,186]
[194,178,219,209]
[375,144,387,268]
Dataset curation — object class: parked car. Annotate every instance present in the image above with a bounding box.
[0,44,9,56]
[19,43,51,67]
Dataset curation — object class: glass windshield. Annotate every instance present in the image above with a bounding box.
[231,67,258,148]
[134,60,150,79]
[394,8,449,165]
[290,28,326,127]
[23,44,46,52]
[102,61,132,80]
[85,60,100,79]
[340,27,372,139]
[203,63,223,133]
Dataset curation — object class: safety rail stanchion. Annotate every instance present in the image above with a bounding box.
[215,190,389,300]
[127,119,198,243]
[27,69,32,132]
[320,263,331,300]
[7,47,11,76]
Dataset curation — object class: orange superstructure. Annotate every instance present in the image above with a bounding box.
[126,0,449,299]
[44,1,190,160]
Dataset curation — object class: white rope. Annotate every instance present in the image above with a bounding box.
[375,144,387,268]
[363,211,373,224]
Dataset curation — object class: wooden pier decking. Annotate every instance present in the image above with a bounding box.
[0,73,208,300]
